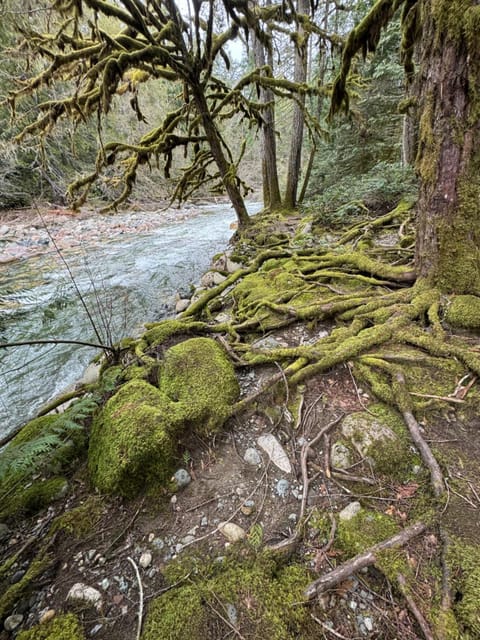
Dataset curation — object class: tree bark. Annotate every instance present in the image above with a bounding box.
[415,0,480,294]
[252,4,282,211]
[192,88,250,228]
[284,0,310,209]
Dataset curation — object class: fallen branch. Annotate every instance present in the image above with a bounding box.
[304,521,426,599]
[394,373,445,498]
[397,573,435,640]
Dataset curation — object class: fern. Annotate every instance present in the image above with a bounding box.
[0,394,99,486]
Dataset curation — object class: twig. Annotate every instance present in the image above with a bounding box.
[311,614,359,640]
[410,392,464,404]
[105,498,145,556]
[323,433,331,479]
[127,557,144,640]
[331,470,376,486]
[185,492,234,513]
[304,522,426,599]
[394,373,445,498]
[444,478,477,508]
[300,415,343,520]
[397,573,435,640]
[205,598,246,640]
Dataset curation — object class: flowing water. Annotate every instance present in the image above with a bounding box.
[0,202,260,438]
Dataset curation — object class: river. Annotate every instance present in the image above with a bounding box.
[0,202,260,438]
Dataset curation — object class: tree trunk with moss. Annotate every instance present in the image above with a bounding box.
[192,88,251,228]
[284,0,310,210]
[415,0,480,294]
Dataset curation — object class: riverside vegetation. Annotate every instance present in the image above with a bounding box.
[1,200,480,639]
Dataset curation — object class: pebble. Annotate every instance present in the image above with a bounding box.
[364,617,374,631]
[152,537,165,550]
[275,479,290,497]
[139,552,152,569]
[100,578,110,591]
[226,604,238,626]
[67,583,103,610]
[39,609,56,624]
[339,501,362,522]
[175,298,191,313]
[218,522,246,543]
[4,614,23,631]
[173,468,191,488]
[243,447,262,466]
[90,623,103,636]
[10,569,26,584]
[240,500,255,516]
[200,516,208,527]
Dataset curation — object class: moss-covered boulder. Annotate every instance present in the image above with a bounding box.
[88,379,177,496]
[88,338,239,497]
[16,613,85,640]
[445,295,480,329]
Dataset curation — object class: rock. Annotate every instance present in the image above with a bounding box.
[331,442,352,470]
[79,362,101,386]
[90,623,103,636]
[4,614,23,631]
[226,258,242,273]
[200,271,217,287]
[67,583,103,610]
[175,298,190,313]
[10,569,26,584]
[341,412,397,460]
[364,617,374,631]
[200,516,208,527]
[0,224,10,236]
[218,522,246,543]
[212,272,226,285]
[214,312,231,324]
[339,501,362,522]
[251,336,283,350]
[180,535,196,545]
[240,500,255,516]
[243,447,261,466]
[275,479,290,497]
[257,434,292,473]
[100,578,110,591]
[152,537,165,550]
[138,551,152,569]
[226,604,238,626]
[39,609,56,624]
[173,468,191,488]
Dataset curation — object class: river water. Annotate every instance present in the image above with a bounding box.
[0,202,259,438]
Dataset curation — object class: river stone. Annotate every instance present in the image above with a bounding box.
[339,501,362,522]
[67,583,103,610]
[243,447,261,466]
[175,298,190,313]
[201,271,217,287]
[226,258,242,273]
[139,552,152,569]
[4,614,23,631]
[218,522,246,543]
[213,272,226,285]
[257,434,292,473]
[331,442,352,470]
[39,609,56,624]
[341,412,397,460]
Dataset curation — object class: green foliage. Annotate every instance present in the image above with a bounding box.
[304,161,417,227]
[16,613,85,640]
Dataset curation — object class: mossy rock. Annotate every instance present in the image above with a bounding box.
[143,554,315,640]
[340,404,415,478]
[16,613,85,640]
[88,338,239,497]
[444,295,480,329]
[160,337,239,433]
[88,379,177,497]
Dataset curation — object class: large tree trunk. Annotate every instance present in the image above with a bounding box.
[252,7,282,211]
[415,0,480,294]
[284,0,310,209]
[192,88,251,228]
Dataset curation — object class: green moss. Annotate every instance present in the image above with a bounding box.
[9,416,58,447]
[88,380,177,496]
[143,553,314,640]
[0,477,68,519]
[447,540,480,637]
[50,496,104,538]
[0,551,52,619]
[444,295,480,329]
[88,339,238,497]
[336,509,408,581]
[16,613,84,640]
[160,337,239,434]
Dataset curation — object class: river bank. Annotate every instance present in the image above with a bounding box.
[0,201,235,264]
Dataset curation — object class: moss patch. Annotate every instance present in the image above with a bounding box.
[444,295,480,329]
[16,613,85,640]
[447,539,480,637]
[143,553,314,640]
